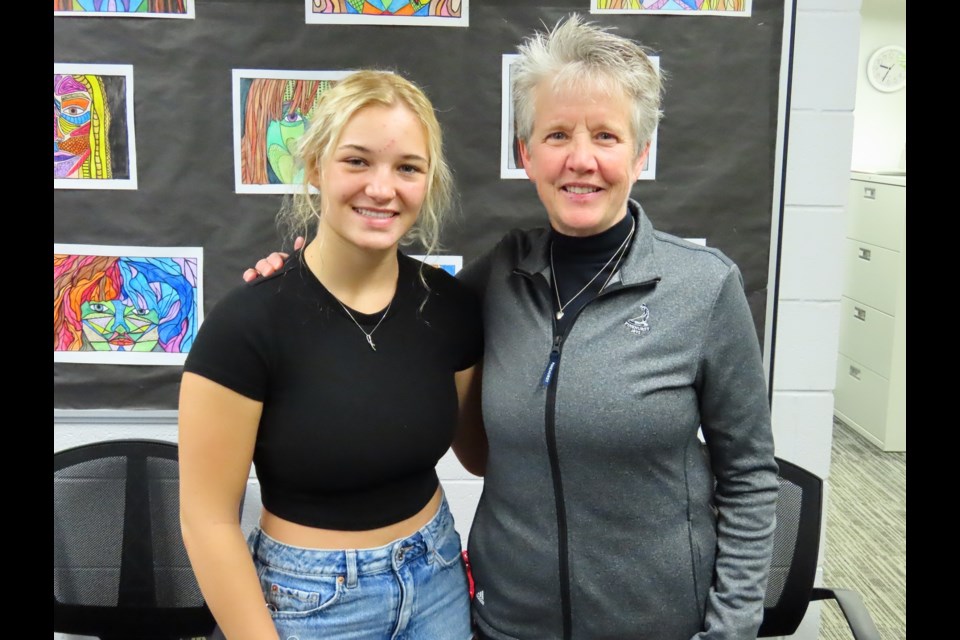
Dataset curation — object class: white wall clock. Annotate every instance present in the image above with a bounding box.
[866,45,906,93]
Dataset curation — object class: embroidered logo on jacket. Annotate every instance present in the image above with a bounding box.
[476,590,485,606]
[624,305,650,335]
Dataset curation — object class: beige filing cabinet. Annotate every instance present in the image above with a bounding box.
[834,171,906,451]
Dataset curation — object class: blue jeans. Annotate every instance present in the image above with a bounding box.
[248,496,473,640]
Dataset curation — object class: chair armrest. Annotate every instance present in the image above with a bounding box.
[811,587,881,640]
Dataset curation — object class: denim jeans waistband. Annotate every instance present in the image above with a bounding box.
[250,493,455,578]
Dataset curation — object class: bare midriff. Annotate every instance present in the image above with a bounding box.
[259,486,442,549]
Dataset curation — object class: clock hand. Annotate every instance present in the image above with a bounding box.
[883,66,892,81]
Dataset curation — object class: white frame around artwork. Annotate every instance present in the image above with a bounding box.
[589,0,751,17]
[53,243,204,366]
[232,68,354,195]
[53,0,196,19]
[55,63,138,191]
[305,0,469,27]
[409,254,464,276]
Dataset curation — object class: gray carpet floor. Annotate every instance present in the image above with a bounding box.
[819,418,906,639]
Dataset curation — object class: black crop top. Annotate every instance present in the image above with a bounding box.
[183,252,483,530]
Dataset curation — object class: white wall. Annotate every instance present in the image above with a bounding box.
[850,0,906,171]
[771,0,866,637]
[54,2,868,638]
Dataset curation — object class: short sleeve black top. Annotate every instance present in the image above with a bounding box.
[183,252,483,530]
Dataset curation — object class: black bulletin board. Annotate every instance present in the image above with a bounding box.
[54,0,790,410]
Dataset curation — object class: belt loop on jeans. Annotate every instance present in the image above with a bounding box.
[421,516,439,565]
[345,549,358,588]
[250,528,263,560]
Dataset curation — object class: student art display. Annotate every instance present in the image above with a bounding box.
[53,0,195,18]
[305,0,468,27]
[410,254,463,276]
[54,244,203,365]
[500,54,659,180]
[590,0,750,16]
[233,69,353,194]
[54,64,138,190]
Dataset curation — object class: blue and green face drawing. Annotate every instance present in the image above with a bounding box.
[266,102,309,184]
[80,300,161,352]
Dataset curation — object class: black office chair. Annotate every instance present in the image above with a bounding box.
[54,438,217,640]
[758,457,881,639]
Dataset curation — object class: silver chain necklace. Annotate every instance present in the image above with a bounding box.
[549,215,636,321]
[334,297,392,351]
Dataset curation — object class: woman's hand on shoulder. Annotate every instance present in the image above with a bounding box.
[242,236,305,282]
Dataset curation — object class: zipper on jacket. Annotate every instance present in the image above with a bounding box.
[540,335,562,388]
[516,267,659,640]
[543,328,573,640]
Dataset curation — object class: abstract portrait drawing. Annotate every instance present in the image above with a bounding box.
[54,0,195,18]
[591,0,750,16]
[500,54,660,180]
[55,63,138,190]
[54,245,203,365]
[306,0,468,27]
[233,69,353,194]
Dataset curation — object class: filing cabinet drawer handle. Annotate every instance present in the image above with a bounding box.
[853,306,867,321]
[863,187,876,200]
[857,247,872,261]
[849,366,861,380]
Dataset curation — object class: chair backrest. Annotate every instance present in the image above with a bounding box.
[757,456,824,637]
[54,438,216,640]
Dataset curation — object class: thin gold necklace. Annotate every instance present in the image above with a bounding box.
[550,215,636,321]
[334,297,392,351]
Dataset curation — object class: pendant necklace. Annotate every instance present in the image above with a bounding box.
[334,297,392,351]
[550,216,636,321]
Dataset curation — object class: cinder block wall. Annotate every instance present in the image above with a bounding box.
[769,0,861,637]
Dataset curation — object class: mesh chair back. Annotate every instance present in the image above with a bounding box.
[54,439,215,640]
[757,457,824,637]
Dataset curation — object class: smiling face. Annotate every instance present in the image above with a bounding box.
[314,103,429,253]
[519,82,649,237]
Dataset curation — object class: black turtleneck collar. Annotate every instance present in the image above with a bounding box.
[549,210,634,266]
[549,209,636,332]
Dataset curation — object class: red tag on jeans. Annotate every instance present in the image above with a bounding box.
[462,550,475,599]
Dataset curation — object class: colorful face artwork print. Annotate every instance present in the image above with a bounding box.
[54,65,135,188]
[53,0,188,14]
[54,252,200,363]
[54,74,111,180]
[312,0,460,16]
[306,0,467,26]
[591,0,750,14]
[240,78,336,186]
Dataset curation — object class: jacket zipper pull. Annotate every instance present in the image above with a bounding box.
[540,335,563,389]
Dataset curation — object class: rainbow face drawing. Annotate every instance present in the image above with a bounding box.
[312,0,461,16]
[54,74,111,180]
[55,0,188,13]
[73,0,145,9]
[54,253,198,356]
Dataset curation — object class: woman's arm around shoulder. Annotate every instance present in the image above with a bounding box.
[453,361,487,476]
[179,372,278,640]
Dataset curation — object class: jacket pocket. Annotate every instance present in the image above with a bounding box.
[688,520,717,619]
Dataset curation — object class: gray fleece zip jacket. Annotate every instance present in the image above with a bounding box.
[458,202,778,640]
